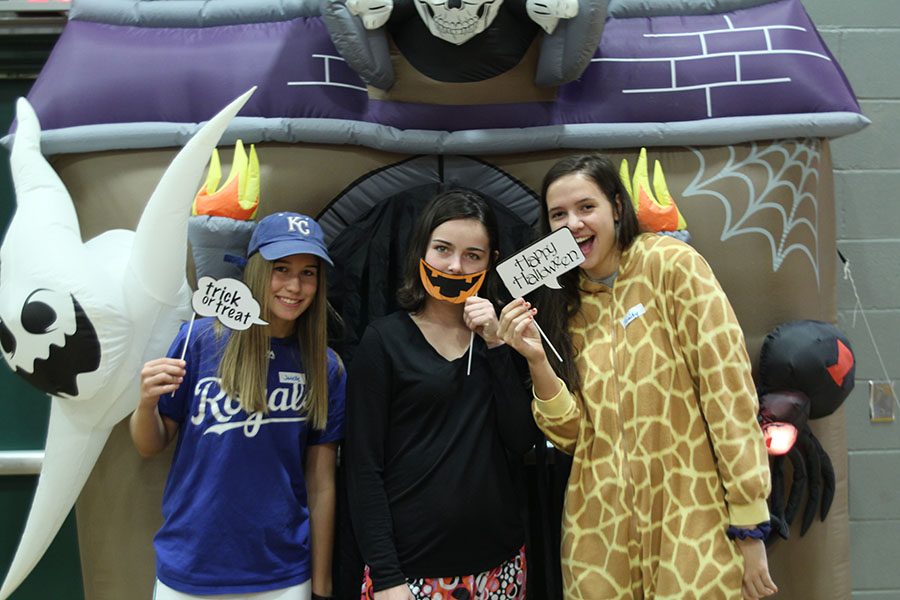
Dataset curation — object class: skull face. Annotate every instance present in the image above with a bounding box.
[413,0,504,45]
[0,288,101,397]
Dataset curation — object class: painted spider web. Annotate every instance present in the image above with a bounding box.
[683,139,822,287]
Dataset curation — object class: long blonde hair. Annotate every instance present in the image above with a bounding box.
[217,253,336,430]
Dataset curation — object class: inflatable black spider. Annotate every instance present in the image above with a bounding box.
[757,320,855,541]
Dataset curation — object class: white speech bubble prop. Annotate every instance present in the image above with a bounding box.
[496,227,584,297]
[193,276,268,331]
[495,228,584,363]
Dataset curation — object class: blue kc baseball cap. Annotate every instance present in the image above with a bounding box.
[247,212,333,266]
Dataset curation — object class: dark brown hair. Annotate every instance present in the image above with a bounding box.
[534,153,642,394]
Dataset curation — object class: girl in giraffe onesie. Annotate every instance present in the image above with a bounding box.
[498,154,777,599]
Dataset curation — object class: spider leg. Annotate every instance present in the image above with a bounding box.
[798,430,823,536]
[810,433,836,520]
[783,444,808,529]
[767,455,789,541]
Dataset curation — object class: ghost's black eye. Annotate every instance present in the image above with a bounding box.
[0,319,15,355]
[21,300,57,334]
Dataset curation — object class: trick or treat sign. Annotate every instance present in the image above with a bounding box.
[496,227,585,297]
[193,276,267,330]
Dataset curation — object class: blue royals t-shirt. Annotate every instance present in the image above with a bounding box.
[154,318,345,595]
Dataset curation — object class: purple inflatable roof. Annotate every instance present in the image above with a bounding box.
[19,0,863,152]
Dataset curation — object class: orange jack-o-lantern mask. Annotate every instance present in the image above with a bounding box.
[419,259,486,304]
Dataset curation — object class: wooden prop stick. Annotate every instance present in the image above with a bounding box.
[466,329,475,376]
[531,318,563,363]
[166,313,197,401]
[466,292,478,376]
[179,313,197,361]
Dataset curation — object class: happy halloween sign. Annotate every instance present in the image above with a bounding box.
[496,228,585,297]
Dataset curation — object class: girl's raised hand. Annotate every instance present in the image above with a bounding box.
[498,298,545,363]
[463,296,503,348]
[140,357,186,409]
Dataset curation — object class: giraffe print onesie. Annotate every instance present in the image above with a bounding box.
[533,234,771,599]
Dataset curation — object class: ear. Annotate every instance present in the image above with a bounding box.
[614,194,623,221]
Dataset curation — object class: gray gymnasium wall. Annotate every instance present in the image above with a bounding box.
[808,1,900,598]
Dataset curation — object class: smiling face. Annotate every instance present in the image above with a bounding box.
[546,173,622,280]
[267,254,319,337]
[422,218,491,302]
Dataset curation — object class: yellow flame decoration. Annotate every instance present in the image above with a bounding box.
[192,140,260,220]
[619,148,687,232]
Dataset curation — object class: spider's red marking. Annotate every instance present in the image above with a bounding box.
[826,339,853,387]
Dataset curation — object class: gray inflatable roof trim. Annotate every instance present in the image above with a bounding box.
[0,112,870,157]
[608,0,781,18]
[534,0,608,87]
[69,0,323,26]
[321,0,394,90]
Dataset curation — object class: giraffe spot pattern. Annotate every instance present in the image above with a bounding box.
[532,235,771,599]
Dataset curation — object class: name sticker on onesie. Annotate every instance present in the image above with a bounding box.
[621,303,646,328]
[279,372,305,385]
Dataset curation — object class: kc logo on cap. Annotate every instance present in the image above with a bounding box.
[247,212,333,266]
[286,215,311,235]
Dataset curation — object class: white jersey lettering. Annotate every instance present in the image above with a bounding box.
[189,375,308,437]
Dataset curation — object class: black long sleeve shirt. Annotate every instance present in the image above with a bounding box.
[345,311,536,591]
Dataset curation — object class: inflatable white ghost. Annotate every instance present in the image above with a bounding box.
[0,88,255,599]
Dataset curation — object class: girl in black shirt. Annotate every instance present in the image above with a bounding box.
[346,190,536,599]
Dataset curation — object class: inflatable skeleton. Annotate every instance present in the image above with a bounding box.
[324,0,599,88]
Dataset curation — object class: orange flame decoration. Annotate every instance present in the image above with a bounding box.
[192,140,260,220]
[619,148,687,233]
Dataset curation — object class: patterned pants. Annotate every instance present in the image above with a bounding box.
[361,546,526,600]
